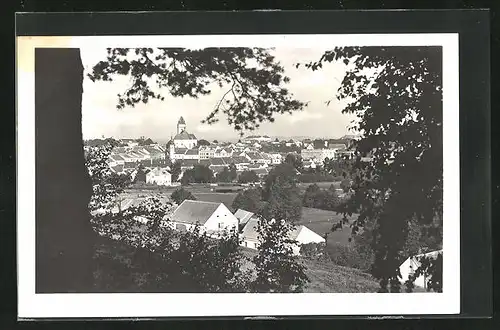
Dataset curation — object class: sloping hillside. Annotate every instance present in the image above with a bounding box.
[91,237,379,293]
[239,247,379,293]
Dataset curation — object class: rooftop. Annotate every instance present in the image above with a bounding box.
[171,200,222,225]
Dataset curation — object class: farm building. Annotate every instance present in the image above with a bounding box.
[240,218,326,255]
[146,167,172,186]
[399,250,443,290]
[170,200,238,235]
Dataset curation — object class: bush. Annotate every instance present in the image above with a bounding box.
[300,242,329,261]
[325,243,373,272]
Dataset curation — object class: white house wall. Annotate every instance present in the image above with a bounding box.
[204,204,239,232]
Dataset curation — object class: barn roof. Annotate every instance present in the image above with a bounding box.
[172,200,222,225]
[233,209,254,226]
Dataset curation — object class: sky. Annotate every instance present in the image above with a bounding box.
[80,46,357,142]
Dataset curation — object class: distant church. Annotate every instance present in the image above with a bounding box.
[168,116,199,161]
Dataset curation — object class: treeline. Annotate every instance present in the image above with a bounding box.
[85,137,157,147]
[179,164,260,185]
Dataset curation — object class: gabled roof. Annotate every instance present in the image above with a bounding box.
[110,154,125,161]
[171,200,221,225]
[124,161,137,169]
[241,218,322,243]
[234,209,254,226]
[241,218,259,241]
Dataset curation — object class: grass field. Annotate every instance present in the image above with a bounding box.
[239,246,378,293]
[299,207,355,246]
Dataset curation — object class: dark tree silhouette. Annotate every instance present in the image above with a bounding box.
[232,188,262,214]
[238,170,259,184]
[261,163,302,224]
[36,46,304,292]
[304,46,443,292]
[36,49,95,292]
[252,218,309,293]
[198,139,211,146]
[284,153,303,172]
[170,160,182,182]
[170,187,197,205]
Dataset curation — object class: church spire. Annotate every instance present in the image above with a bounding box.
[177,116,187,134]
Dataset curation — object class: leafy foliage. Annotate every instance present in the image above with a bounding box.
[170,187,197,205]
[181,165,213,185]
[85,144,131,213]
[284,153,303,172]
[404,253,443,293]
[228,163,238,182]
[252,218,309,293]
[215,166,232,183]
[134,165,147,183]
[261,163,302,223]
[237,170,259,183]
[198,139,211,146]
[302,184,341,211]
[305,46,443,291]
[88,47,305,133]
[232,188,263,214]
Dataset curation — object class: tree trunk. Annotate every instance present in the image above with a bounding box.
[35,48,95,292]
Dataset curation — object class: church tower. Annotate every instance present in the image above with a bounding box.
[177,116,186,134]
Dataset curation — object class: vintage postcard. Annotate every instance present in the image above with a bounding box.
[17,32,460,318]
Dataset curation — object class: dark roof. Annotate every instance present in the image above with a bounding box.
[209,158,225,166]
[232,156,250,164]
[185,148,199,155]
[178,116,186,124]
[175,148,188,154]
[171,200,221,225]
[124,162,137,169]
[180,159,199,167]
[174,131,197,141]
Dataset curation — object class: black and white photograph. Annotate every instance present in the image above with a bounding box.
[17,31,461,318]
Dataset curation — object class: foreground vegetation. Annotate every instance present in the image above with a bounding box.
[92,236,380,293]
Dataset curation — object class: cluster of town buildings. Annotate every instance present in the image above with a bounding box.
[96,116,359,186]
